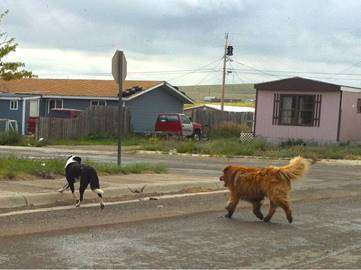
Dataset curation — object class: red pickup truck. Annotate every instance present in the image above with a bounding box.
[155,113,202,139]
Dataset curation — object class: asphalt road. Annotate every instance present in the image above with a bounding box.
[1,195,361,268]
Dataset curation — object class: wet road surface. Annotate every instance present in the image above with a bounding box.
[1,196,361,268]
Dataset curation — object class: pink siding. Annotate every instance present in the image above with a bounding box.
[339,91,361,142]
[255,91,340,142]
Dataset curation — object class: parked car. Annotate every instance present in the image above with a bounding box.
[49,108,81,118]
[155,113,202,139]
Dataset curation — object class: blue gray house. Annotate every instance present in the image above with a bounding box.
[0,79,193,134]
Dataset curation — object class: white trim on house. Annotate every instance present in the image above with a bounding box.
[0,95,41,101]
[0,97,21,100]
[164,82,194,104]
[9,100,19,110]
[42,95,118,100]
[21,99,26,135]
[22,96,42,100]
[340,86,361,93]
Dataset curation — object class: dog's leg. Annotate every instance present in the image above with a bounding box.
[68,181,79,205]
[76,186,86,208]
[263,202,277,223]
[252,200,264,220]
[98,194,105,210]
[225,197,240,218]
[57,181,69,193]
[92,189,105,209]
[278,200,293,223]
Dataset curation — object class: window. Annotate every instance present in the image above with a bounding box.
[181,115,191,124]
[10,100,18,110]
[158,115,178,122]
[273,94,322,127]
[48,99,63,112]
[90,100,107,106]
[357,99,361,113]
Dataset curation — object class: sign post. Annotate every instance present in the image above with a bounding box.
[112,50,127,166]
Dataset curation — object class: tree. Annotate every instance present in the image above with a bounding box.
[0,10,33,80]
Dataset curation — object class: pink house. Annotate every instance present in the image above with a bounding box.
[254,77,361,143]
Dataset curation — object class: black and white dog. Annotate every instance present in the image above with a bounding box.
[58,155,104,209]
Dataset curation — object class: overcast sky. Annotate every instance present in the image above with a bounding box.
[1,0,361,86]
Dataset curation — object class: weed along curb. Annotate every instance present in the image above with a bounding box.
[0,180,224,211]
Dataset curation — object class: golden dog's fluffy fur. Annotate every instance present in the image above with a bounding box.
[220,156,311,223]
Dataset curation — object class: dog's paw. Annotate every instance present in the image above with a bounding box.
[263,216,271,223]
[256,213,264,220]
[75,201,81,208]
[225,212,233,219]
[100,203,105,210]
[287,216,293,223]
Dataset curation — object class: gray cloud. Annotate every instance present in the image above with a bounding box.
[1,0,361,85]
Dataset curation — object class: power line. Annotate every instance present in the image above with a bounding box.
[232,59,281,79]
[168,57,223,82]
[228,62,247,83]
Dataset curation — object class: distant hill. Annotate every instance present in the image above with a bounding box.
[178,84,255,102]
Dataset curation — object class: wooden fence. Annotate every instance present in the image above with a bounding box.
[185,107,254,131]
[37,106,131,140]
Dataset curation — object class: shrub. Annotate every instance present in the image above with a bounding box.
[0,131,23,145]
[280,139,307,147]
[210,122,251,138]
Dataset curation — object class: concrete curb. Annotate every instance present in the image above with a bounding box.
[0,180,224,210]
[135,150,361,165]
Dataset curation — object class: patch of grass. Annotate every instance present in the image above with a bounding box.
[210,122,252,138]
[0,155,167,180]
[134,136,361,160]
[87,161,168,175]
[49,134,148,147]
[0,131,22,145]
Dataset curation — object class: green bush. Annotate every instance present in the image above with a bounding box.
[280,139,307,147]
[0,131,22,145]
[210,122,251,138]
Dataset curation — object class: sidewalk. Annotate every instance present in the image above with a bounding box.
[0,173,223,210]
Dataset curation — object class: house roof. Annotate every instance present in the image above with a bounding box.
[254,77,342,92]
[0,78,163,97]
[185,104,255,113]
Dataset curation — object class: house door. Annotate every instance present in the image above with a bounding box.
[29,100,39,117]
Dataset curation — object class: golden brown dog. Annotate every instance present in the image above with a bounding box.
[219,156,311,223]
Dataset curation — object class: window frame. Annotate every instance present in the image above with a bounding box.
[10,100,19,110]
[48,99,63,113]
[278,94,316,127]
[90,100,107,106]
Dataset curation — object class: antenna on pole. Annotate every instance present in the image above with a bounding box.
[221,32,229,111]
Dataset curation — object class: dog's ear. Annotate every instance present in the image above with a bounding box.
[223,165,232,174]
[73,156,82,164]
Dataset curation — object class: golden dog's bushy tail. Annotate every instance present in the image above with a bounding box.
[277,156,310,181]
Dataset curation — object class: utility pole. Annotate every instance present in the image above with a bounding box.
[221,32,229,111]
